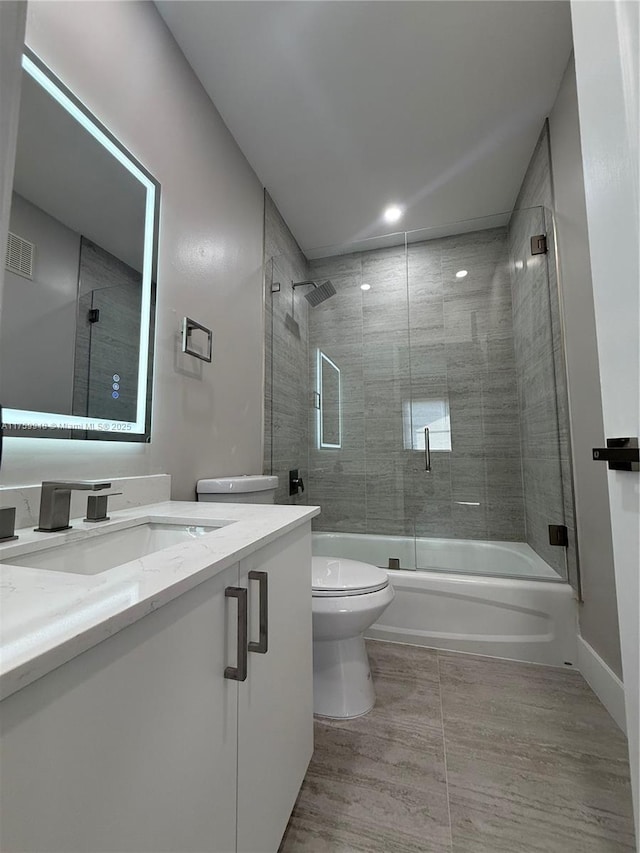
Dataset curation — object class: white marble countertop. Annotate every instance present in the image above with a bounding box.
[0,500,319,701]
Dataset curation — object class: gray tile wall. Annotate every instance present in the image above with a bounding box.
[308,229,526,544]
[264,176,572,574]
[264,192,310,506]
[508,123,577,582]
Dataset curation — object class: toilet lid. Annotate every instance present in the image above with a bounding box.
[196,475,278,494]
[312,556,389,597]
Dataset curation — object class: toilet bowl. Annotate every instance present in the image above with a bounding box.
[312,556,394,719]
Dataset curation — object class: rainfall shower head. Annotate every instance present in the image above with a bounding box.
[291,279,337,307]
[306,280,336,306]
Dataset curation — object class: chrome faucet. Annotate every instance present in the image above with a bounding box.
[36,481,111,532]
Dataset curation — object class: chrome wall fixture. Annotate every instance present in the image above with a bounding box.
[182,317,213,363]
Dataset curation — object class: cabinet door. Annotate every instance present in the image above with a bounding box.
[236,523,314,853]
[0,563,240,853]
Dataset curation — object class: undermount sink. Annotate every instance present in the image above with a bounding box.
[0,521,225,575]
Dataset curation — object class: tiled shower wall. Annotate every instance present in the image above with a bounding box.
[307,228,527,541]
[264,192,310,506]
[507,123,577,582]
[264,149,575,577]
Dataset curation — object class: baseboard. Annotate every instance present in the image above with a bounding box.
[577,634,626,733]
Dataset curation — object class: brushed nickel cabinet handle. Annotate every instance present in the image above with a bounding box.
[248,571,268,654]
[224,586,248,681]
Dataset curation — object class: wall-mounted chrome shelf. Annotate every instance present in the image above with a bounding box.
[182,317,213,363]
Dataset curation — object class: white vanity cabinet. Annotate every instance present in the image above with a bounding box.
[237,526,314,853]
[0,523,313,853]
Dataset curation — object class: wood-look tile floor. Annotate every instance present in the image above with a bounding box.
[279,641,636,853]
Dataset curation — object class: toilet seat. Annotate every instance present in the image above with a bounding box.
[312,556,389,597]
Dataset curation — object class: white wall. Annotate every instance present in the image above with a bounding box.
[1,192,80,415]
[572,0,639,836]
[0,1,265,498]
[548,56,623,679]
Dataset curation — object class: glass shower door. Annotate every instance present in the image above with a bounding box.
[407,211,571,581]
[405,228,454,570]
[266,251,312,508]
[506,205,573,582]
[303,241,413,563]
[358,243,413,562]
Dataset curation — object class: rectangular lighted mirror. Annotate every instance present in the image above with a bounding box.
[0,49,160,442]
[317,350,341,449]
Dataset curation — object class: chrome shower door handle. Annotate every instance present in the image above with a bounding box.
[224,586,248,681]
[248,571,268,654]
[424,427,431,472]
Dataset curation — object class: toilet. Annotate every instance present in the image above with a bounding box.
[196,477,393,718]
[312,556,395,719]
[196,475,278,503]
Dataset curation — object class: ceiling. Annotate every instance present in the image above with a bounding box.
[156,1,572,257]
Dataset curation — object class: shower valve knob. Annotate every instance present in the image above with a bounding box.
[289,469,305,496]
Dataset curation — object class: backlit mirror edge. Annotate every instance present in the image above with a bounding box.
[2,47,161,444]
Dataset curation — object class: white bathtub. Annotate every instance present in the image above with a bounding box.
[312,533,578,667]
[313,532,563,579]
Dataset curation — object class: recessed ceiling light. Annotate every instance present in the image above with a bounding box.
[383,205,403,224]
[455,269,468,278]
[360,283,371,291]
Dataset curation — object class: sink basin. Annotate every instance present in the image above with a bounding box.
[0,521,224,575]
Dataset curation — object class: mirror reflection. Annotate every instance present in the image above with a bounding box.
[1,51,159,440]
[317,349,341,449]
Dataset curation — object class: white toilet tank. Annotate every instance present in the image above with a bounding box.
[196,475,279,504]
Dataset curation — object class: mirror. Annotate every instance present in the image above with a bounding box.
[0,50,160,442]
[317,349,341,449]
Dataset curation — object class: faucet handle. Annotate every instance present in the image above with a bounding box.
[84,492,123,524]
[36,481,112,533]
[0,507,18,543]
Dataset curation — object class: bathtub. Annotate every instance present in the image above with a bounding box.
[312,532,578,668]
